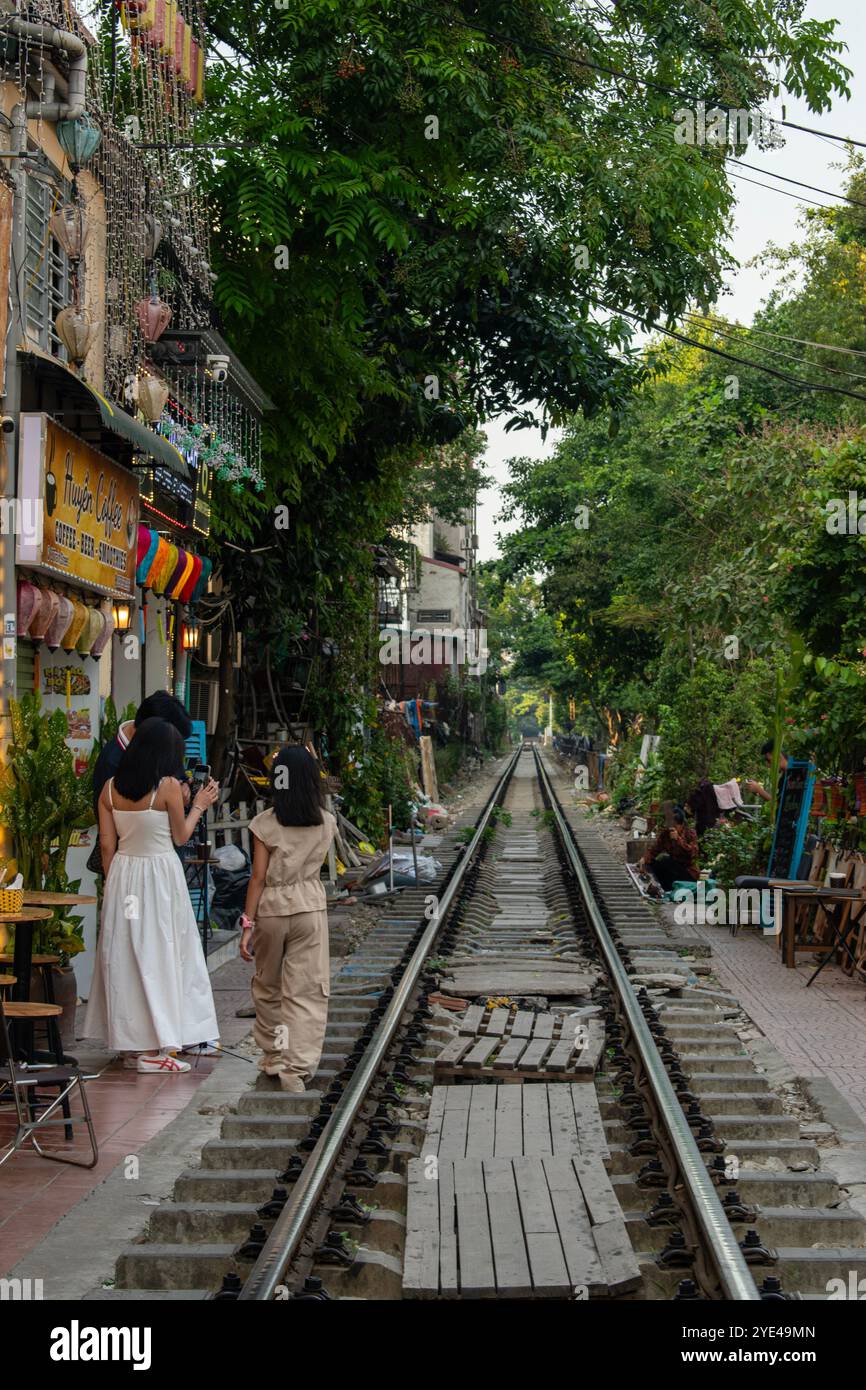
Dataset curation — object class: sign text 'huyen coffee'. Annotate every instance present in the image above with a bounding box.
[17,414,139,597]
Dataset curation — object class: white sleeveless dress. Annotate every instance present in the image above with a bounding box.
[84,779,219,1052]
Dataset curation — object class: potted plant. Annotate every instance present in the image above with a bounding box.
[0,693,98,1044]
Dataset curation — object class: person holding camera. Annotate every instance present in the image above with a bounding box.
[84,718,221,1074]
[239,746,336,1093]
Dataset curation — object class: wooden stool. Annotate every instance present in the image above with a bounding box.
[2,1000,70,1136]
[0,952,61,1004]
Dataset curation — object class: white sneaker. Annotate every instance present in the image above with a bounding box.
[136,1054,191,1074]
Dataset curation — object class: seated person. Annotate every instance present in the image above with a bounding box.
[639,807,700,892]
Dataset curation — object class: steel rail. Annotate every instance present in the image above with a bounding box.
[239,743,523,1300]
[533,749,761,1302]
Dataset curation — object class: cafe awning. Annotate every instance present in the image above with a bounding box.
[19,349,191,481]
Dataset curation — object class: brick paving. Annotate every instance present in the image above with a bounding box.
[583,809,866,1125]
[671,914,866,1121]
[0,953,254,1276]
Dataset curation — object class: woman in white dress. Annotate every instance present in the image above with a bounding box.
[84,717,220,1074]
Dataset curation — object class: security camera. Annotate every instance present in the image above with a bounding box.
[206,353,230,385]
[1,416,14,433]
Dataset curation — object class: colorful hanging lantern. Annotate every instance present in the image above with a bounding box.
[167,549,194,600]
[142,534,169,590]
[50,201,89,260]
[137,523,153,569]
[135,292,172,343]
[29,588,60,643]
[180,553,204,604]
[137,373,170,422]
[61,598,89,651]
[55,113,102,172]
[152,541,179,595]
[76,606,104,657]
[91,600,114,659]
[190,556,212,604]
[55,305,99,365]
[136,522,159,583]
[17,580,40,636]
[45,594,74,651]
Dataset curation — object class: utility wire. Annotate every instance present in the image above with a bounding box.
[727,171,837,210]
[683,310,866,361]
[592,296,866,405]
[727,159,866,211]
[400,0,865,150]
[681,311,866,384]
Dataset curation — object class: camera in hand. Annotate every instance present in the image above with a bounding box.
[190,763,211,798]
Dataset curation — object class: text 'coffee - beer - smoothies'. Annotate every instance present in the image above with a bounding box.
[16,414,140,598]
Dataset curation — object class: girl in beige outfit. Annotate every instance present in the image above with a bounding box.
[239,746,336,1093]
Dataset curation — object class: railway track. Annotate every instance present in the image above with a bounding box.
[91,746,866,1302]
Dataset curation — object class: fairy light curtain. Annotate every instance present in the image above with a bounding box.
[5,0,263,490]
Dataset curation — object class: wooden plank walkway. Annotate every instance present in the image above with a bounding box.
[403,1084,639,1298]
[435,1009,604,1082]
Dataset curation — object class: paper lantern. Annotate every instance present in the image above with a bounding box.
[29,588,60,642]
[144,535,170,590]
[137,528,160,586]
[61,598,89,651]
[167,548,193,599]
[56,305,99,365]
[45,595,74,651]
[143,212,163,261]
[90,600,114,659]
[153,541,178,595]
[76,606,104,657]
[50,201,89,260]
[138,373,170,423]
[180,553,204,604]
[135,293,172,344]
[17,580,40,636]
[190,555,212,604]
[137,523,153,569]
[55,113,101,171]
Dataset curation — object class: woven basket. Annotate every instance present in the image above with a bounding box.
[0,889,23,915]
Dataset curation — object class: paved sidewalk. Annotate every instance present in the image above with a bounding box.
[668,910,866,1125]
[0,954,254,1277]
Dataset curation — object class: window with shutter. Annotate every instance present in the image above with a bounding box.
[24,174,71,359]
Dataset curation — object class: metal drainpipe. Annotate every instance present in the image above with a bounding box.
[3,20,87,124]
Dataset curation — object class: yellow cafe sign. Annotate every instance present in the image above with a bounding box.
[17,414,140,598]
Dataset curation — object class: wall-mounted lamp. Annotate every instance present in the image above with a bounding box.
[181,615,201,651]
[112,598,133,633]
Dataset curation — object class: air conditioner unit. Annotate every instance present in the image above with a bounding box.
[201,628,243,669]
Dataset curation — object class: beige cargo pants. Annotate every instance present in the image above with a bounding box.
[251,910,330,1080]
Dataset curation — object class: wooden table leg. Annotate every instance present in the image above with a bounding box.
[784,895,796,968]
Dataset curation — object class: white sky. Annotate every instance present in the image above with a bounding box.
[477,0,866,561]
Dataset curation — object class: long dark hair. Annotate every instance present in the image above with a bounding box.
[271,745,326,827]
[113,718,186,803]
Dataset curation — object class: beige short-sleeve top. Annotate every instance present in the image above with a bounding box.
[250,808,337,917]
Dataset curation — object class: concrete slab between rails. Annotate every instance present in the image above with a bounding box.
[3,1051,257,1301]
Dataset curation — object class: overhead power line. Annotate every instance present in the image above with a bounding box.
[727,159,866,211]
[592,297,866,405]
[401,1,866,150]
